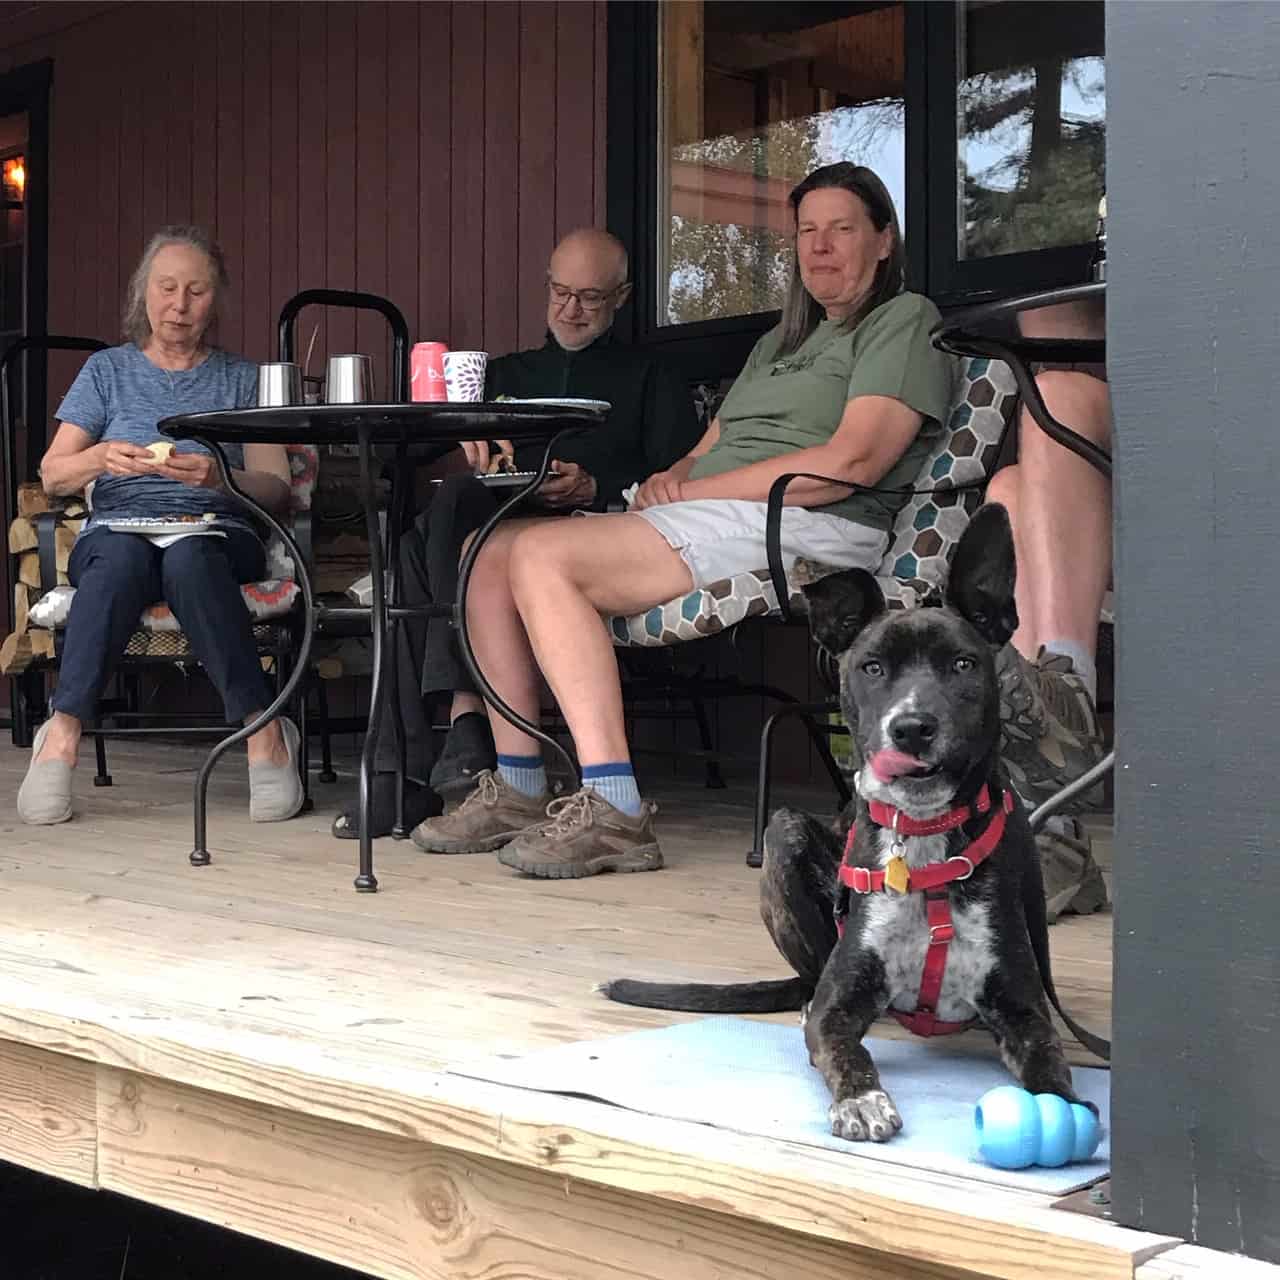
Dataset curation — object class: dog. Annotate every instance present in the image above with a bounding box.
[602,505,1099,1143]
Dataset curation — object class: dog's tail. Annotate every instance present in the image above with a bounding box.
[597,976,811,1013]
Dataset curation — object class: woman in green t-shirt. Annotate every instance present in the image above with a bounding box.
[411,163,956,877]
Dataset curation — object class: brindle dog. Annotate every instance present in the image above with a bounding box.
[602,506,1094,1142]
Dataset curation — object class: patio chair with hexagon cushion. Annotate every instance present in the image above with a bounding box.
[604,354,1021,863]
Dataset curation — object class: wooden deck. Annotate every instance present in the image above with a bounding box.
[0,738,1253,1280]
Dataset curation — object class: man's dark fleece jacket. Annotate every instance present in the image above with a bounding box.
[486,330,701,505]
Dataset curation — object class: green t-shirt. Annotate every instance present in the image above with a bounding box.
[688,292,956,531]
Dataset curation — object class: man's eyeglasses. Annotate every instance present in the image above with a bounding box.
[547,281,627,312]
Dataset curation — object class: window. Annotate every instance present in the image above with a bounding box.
[956,0,1105,262]
[657,1,906,329]
[607,3,1106,373]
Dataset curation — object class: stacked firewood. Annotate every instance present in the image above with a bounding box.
[0,482,84,675]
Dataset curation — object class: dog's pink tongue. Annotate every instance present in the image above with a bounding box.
[867,749,928,783]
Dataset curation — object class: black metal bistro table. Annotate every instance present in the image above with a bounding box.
[933,280,1113,829]
[159,400,607,891]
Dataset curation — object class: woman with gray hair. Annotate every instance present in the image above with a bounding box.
[17,225,303,826]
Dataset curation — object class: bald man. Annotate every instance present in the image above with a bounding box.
[331,228,700,839]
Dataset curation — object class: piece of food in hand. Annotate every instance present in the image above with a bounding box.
[146,441,176,463]
[484,445,517,475]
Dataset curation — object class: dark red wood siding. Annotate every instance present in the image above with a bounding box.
[0,0,608,401]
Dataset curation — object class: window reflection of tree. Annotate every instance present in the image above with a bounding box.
[959,0,1105,261]
[661,2,906,327]
[962,61,1104,259]
[667,100,906,325]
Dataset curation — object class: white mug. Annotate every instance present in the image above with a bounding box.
[443,350,488,402]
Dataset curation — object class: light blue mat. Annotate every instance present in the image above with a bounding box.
[455,1016,1110,1195]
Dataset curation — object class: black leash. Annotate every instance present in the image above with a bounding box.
[763,470,986,621]
[1024,856,1112,1062]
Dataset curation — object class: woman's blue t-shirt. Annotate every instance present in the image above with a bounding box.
[54,343,259,534]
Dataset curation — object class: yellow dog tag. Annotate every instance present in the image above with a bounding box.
[885,854,910,895]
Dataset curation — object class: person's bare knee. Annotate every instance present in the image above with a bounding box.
[1024,370,1112,458]
[507,519,580,584]
[984,465,1020,517]
[508,514,692,617]
[461,517,526,564]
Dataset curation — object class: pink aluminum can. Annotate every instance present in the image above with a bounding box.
[410,341,449,402]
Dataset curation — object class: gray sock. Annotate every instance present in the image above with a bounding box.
[1044,639,1097,701]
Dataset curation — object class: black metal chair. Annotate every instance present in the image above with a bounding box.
[605,353,1024,864]
[3,335,106,747]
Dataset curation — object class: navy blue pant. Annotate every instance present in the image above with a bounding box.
[51,529,273,725]
[368,475,497,776]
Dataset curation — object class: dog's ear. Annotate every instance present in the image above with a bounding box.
[801,568,886,655]
[947,503,1018,646]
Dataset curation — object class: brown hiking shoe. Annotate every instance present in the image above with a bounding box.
[996,645,1106,813]
[410,769,549,854]
[497,788,664,879]
[1038,818,1110,925]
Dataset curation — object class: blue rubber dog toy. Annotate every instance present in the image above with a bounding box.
[973,1086,1101,1169]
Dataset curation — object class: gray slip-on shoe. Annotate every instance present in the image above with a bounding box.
[17,719,74,826]
[249,718,305,822]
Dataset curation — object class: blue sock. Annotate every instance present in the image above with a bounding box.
[582,762,643,817]
[497,753,547,798]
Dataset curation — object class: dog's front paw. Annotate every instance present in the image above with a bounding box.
[829,1090,902,1142]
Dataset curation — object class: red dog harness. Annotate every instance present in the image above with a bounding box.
[836,784,1014,1037]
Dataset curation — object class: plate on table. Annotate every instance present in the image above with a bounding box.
[104,515,220,536]
[499,398,611,413]
[433,471,543,489]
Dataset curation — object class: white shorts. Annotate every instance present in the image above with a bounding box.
[625,499,888,589]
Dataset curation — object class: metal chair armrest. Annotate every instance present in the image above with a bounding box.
[33,510,62,596]
[291,510,315,575]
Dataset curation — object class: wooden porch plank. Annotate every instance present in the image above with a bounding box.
[0,1003,1172,1280]
[0,943,1163,1280]
[0,1039,97,1188]
[0,741,1153,1279]
[94,1067,982,1280]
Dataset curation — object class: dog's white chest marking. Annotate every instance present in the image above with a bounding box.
[858,830,998,1023]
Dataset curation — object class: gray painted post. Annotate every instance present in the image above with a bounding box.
[1109,1,1280,1261]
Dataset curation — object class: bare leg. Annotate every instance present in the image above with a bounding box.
[41,702,284,766]
[36,687,286,770]
[245,716,288,766]
[505,514,694,766]
[988,371,1113,833]
[449,692,484,720]
[464,521,550,758]
[987,370,1112,661]
[33,710,82,765]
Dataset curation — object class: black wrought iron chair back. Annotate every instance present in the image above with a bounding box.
[277,288,410,402]
[274,288,412,785]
